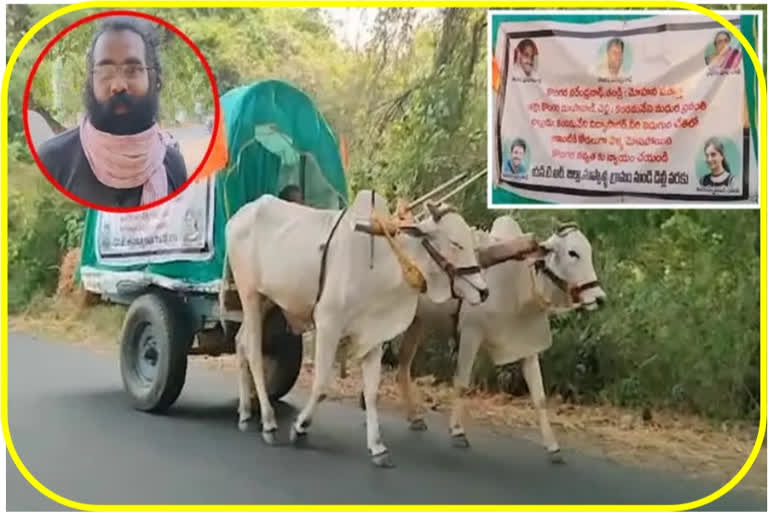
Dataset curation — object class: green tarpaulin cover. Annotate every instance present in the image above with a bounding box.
[78,79,348,294]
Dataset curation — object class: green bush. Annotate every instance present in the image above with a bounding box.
[409,209,760,422]
[8,160,85,313]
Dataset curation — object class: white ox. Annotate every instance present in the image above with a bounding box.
[394,216,607,462]
[221,190,489,467]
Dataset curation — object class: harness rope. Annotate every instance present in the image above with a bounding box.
[370,211,426,292]
[529,259,599,315]
[315,208,349,306]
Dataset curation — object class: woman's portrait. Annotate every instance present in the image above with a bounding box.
[699,137,735,188]
[705,30,742,72]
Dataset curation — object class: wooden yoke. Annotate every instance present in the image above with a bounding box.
[476,233,542,269]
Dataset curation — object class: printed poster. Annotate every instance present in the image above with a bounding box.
[95,176,215,265]
[492,14,755,202]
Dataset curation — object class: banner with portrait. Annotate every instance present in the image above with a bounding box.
[492,14,756,203]
[95,177,216,266]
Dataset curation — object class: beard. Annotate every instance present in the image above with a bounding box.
[85,86,159,135]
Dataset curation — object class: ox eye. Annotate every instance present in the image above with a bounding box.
[568,250,580,259]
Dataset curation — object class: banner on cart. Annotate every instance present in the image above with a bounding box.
[95,177,215,265]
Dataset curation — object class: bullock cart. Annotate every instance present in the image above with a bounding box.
[75,80,349,412]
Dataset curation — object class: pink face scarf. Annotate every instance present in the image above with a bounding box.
[79,116,170,206]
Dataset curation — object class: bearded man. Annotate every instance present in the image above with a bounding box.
[38,17,187,208]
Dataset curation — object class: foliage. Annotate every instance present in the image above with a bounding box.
[8,163,84,313]
[536,209,760,421]
[7,5,216,134]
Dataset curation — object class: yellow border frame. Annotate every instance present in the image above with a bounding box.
[2,1,766,511]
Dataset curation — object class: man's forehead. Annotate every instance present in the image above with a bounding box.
[93,29,146,64]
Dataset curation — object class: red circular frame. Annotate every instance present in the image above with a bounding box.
[22,9,221,213]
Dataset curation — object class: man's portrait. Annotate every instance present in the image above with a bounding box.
[500,138,529,180]
[31,15,213,210]
[510,39,539,80]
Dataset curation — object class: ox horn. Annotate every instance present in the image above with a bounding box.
[405,172,468,212]
[556,221,580,236]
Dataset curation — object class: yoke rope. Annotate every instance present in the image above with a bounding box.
[370,211,426,292]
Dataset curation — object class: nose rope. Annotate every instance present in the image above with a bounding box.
[456,271,487,297]
[529,264,587,315]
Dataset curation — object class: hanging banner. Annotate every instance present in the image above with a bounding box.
[491,14,756,203]
[95,177,216,266]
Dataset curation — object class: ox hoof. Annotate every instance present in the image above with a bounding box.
[237,419,251,433]
[548,449,565,464]
[451,433,470,448]
[371,451,395,468]
[409,418,428,431]
[289,425,308,447]
[261,429,279,446]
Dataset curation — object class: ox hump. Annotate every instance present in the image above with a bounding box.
[491,215,523,239]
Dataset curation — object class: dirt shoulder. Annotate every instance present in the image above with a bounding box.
[8,305,766,495]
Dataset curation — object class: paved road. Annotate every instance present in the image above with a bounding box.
[5,331,766,509]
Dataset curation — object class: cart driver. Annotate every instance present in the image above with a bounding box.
[278,184,304,204]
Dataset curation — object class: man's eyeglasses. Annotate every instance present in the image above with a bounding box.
[92,63,153,81]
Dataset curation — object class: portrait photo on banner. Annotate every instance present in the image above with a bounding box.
[23,11,218,212]
[489,10,761,206]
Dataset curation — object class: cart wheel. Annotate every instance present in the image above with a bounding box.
[119,292,193,413]
[261,308,303,402]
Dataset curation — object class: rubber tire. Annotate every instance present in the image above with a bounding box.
[262,308,303,401]
[119,292,192,413]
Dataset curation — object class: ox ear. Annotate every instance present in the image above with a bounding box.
[426,201,440,220]
[539,233,558,253]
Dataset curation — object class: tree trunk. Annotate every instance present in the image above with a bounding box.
[28,97,67,134]
[456,16,486,126]
[433,8,470,74]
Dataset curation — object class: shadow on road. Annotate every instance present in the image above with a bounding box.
[166,398,299,424]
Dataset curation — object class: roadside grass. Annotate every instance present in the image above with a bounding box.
[9,291,125,352]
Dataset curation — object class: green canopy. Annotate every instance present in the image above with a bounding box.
[77,79,348,294]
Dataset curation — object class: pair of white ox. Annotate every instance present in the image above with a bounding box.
[223,189,606,468]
